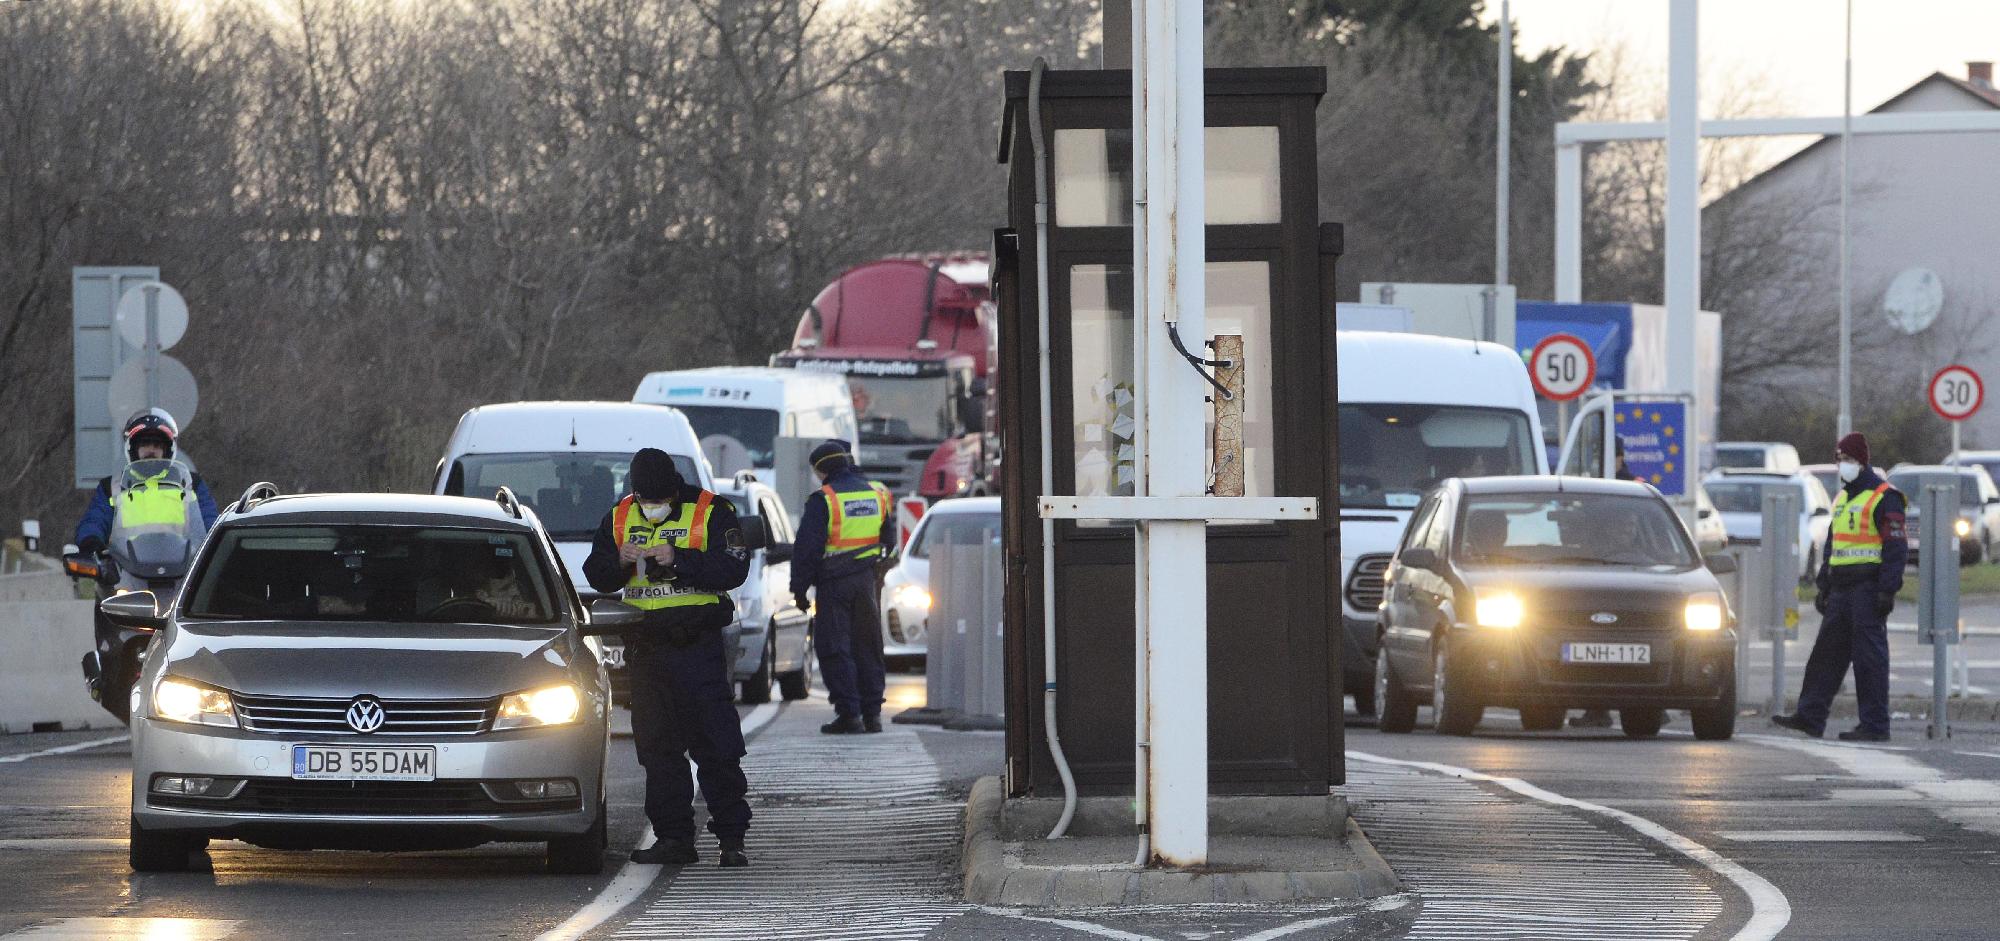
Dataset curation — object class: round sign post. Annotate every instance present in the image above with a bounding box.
[1930,365,1984,466]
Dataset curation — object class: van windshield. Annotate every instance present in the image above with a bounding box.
[1338,405,1535,510]
[448,452,696,541]
[675,406,782,476]
[186,526,558,623]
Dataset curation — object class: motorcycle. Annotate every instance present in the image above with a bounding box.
[63,459,209,723]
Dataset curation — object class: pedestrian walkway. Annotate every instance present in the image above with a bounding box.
[1344,760,1724,940]
[609,702,968,940]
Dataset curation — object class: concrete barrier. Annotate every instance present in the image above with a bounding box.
[0,557,117,732]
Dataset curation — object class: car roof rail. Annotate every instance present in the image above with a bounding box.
[493,486,525,519]
[234,482,281,514]
[735,469,759,489]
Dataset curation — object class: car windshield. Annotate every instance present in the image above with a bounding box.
[449,452,697,541]
[1888,472,1982,507]
[1456,493,1697,569]
[907,512,1000,559]
[1714,448,1766,469]
[676,405,781,475]
[1338,404,1535,510]
[848,374,953,443]
[185,526,559,623]
[1705,480,1781,514]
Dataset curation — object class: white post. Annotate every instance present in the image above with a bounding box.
[1495,0,1511,286]
[1666,0,1700,485]
[1129,0,1153,851]
[1142,0,1207,867]
[1838,0,1853,435]
[1555,144,1582,302]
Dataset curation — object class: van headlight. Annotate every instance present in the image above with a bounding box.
[152,677,238,728]
[1685,592,1725,631]
[495,684,583,729]
[1474,592,1523,629]
[1956,518,1972,538]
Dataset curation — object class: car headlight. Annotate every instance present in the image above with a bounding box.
[1474,592,1523,629]
[495,684,583,729]
[1956,518,1972,538]
[894,584,933,611]
[1685,592,1724,632]
[152,677,238,728]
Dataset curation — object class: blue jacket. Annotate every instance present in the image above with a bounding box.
[791,467,896,594]
[1817,467,1907,595]
[74,474,219,555]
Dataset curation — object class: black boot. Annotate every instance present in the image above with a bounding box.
[863,715,883,733]
[631,838,698,865]
[1771,713,1824,738]
[821,715,866,735]
[718,840,750,868]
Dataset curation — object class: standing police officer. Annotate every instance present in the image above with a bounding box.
[584,448,753,866]
[1774,432,1905,742]
[790,439,893,735]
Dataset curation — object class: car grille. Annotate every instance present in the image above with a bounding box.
[1539,662,1671,686]
[153,779,578,816]
[1541,610,1676,630]
[234,694,496,737]
[1345,555,1392,613]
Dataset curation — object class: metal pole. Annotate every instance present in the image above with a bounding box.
[1129,0,1153,863]
[1666,0,1700,484]
[1495,0,1511,287]
[143,284,162,410]
[1555,144,1582,302]
[1143,0,1207,867]
[1838,0,1853,435]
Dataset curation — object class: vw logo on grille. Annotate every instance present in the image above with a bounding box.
[1590,612,1619,625]
[345,697,386,734]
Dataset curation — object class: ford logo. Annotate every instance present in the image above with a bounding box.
[1590,612,1619,625]
[345,697,386,734]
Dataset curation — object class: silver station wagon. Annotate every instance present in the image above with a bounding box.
[113,486,621,874]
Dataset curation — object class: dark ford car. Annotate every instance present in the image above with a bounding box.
[1374,477,1739,740]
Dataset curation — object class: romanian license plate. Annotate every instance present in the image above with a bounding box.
[1561,642,1651,665]
[291,745,436,781]
[600,642,626,670]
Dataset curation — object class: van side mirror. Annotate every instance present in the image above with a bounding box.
[584,598,643,635]
[765,542,794,564]
[101,591,166,632]
[1704,554,1738,575]
[1398,548,1438,570]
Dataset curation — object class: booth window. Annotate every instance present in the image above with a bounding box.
[1070,264,1137,499]
[1054,127,1282,228]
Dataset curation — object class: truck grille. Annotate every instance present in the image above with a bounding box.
[234,694,495,737]
[1345,555,1392,613]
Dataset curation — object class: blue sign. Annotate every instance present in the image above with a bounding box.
[1615,402,1688,496]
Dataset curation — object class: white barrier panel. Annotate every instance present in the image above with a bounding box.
[0,599,118,732]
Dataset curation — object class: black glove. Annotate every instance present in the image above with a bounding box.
[794,592,812,615]
[1813,593,1829,616]
[1875,593,1896,618]
[77,536,106,557]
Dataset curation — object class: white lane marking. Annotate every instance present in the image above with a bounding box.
[1955,750,2000,760]
[0,735,128,763]
[1348,751,1791,941]
[0,839,127,851]
[975,908,1162,941]
[1742,733,2000,838]
[3,918,239,940]
[1232,914,1353,941]
[534,702,782,941]
[1717,830,1922,842]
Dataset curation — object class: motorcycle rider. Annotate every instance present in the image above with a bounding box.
[74,409,219,556]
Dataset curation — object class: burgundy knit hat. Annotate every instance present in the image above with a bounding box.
[1836,432,1870,466]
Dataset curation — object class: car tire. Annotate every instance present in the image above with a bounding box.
[1620,707,1666,738]
[1691,669,1738,741]
[1376,647,1418,734]
[1431,635,1483,736]
[546,803,608,875]
[777,632,813,702]
[128,816,195,873]
[1519,705,1566,732]
[739,634,774,705]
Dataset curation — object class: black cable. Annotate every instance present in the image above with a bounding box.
[1166,321,1234,400]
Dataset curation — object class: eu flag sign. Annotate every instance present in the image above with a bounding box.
[1615,402,1688,497]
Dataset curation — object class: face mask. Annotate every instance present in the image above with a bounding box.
[638,501,671,521]
[1838,460,1861,483]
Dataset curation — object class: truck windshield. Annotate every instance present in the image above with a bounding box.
[1338,405,1535,510]
[1456,493,1697,569]
[448,452,697,541]
[675,405,782,474]
[185,526,559,623]
[848,375,953,443]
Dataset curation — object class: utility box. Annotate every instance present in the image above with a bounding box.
[995,67,1341,797]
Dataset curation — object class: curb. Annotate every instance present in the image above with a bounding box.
[1745,696,2000,722]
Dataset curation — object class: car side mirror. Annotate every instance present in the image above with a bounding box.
[764,542,793,564]
[1812,507,1830,516]
[1697,507,1714,519]
[101,591,166,632]
[583,598,644,635]
[738,516,771,551]
[1398,547,1438,570]
[1704,554,1738,575]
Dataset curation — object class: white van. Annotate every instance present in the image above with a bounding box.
[632,367,857,484]
[432,401,714,596]
[1336,332,1548,715]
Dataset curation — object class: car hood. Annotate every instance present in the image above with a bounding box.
[1718,511,1761,540]
[161,619,575,700]
[1459,565,1719,617]
[1339,513,1411,564]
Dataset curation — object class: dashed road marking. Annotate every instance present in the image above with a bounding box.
[0,735,128,763]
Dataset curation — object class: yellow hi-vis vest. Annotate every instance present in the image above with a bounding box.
[1829,482,1895,567]
[114,468,192,533]
[822,482,891,561]
[612,492,726,611]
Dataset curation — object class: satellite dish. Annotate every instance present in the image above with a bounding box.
[1883,267,1944,335]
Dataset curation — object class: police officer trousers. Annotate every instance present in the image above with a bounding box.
[626,619,751,844]
[1796,583,1891,735]
[812,569,886,720]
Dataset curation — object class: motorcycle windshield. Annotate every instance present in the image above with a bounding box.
[119,459,195,493]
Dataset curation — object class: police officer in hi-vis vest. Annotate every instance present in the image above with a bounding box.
[791,439,895,735]
[584,448,753,866]
[1774,432,1906,742]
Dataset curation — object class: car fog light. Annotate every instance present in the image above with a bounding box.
[512,779,579,800]
[518,781,549,799]
[153,776,186,794]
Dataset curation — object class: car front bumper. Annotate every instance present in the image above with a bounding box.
[130,714,607,846]
[1444,624,1737,710]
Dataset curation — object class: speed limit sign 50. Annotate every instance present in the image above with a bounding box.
[1930,365,1984,421]
[1529,333,1596,401]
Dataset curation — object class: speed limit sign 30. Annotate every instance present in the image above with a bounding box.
[1930,365,1984,421]
[1529,333,1596,401]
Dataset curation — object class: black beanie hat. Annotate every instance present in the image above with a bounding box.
[809,438,854,473]
[630,448,683,500]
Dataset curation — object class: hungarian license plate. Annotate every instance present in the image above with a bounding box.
[1561,642,1651,665]
[292,745,436,781]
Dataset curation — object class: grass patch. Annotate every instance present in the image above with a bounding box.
[1795,562,2000,602]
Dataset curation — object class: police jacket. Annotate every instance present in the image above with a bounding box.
[74,473,220,556]
[582,482,751,627]
[790,467,896,594]
[1816,467,1908,595]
